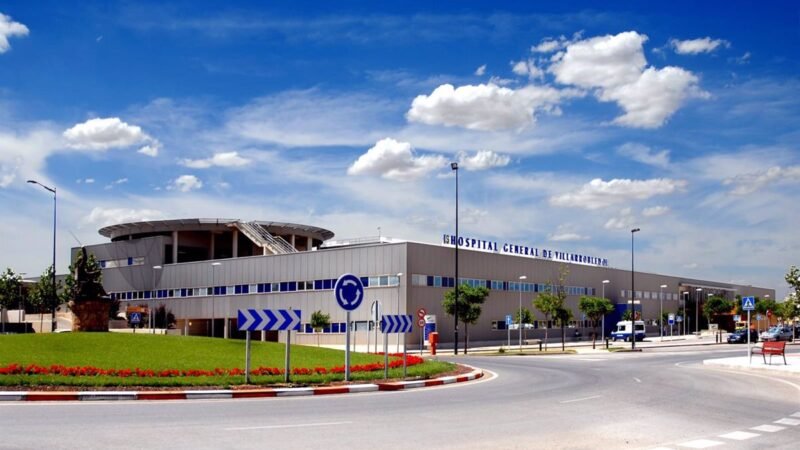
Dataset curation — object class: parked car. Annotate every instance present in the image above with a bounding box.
[727,329,758,343]
[759,326,793,342]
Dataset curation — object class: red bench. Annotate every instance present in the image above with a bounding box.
[752,341,787,365]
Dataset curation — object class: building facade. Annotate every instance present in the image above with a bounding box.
[78,218,774,346]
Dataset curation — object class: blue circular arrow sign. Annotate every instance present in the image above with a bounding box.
[334,273,364,311]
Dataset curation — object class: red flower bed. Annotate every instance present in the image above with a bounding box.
[0,354,425,378]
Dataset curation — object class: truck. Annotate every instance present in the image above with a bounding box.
[611,320,646,342]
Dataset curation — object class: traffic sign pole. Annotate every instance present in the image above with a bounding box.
[747,309,751,363]
[345,311,351,381]
[383,325,389,379]
[285,327,291,383]
[403,332,408,378]
[245,331,251,384]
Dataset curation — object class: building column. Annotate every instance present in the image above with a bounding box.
[291,234,296,249]
[172,231,179,263]
[232,229,239,258]
[224,313,229,339]
[307,235,312,251]
[209,232,215,260]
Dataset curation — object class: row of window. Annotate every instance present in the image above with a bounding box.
[411,273,596,297]
[111,274,401,301]
[621,290,680,301]
[491,320,596,330]
[100,257,144,269]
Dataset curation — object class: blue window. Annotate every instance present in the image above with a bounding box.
[332,323,340,333]
[314,280,323,290]
[287,281,296,292]
[426,276,434,287]
[143,291,150,299]
[280,282,289,292]
[127,257,133,266]
[323,325,331,333]
[257,283,265,293]
[361,277,369,287]
[241,285,249,294]
[340,322,347,332]
[187,289,193,297]
[180,288,186,297]
[323,279,332,290]
[234,285,242,295]
[305,324,313,333]
[100,260,106,268]
[126,292,132,300]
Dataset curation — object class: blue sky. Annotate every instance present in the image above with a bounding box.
[1,1,798,298]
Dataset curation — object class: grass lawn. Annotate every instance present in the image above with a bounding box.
[0,333,455,387]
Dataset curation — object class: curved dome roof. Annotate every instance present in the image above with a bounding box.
[98,218,335,241]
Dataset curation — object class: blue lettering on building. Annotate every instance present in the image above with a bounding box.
[443,234,608,267]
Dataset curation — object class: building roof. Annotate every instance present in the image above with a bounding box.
[98,218,335,241]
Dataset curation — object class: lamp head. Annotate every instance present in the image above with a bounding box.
[602,279,610,284]
[450,162,458,171]
[631,228,640,233]
[519,275,527,280]
[660,284,667,288]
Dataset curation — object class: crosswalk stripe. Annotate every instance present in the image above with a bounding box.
[750,424,784,432]
[719,431,759,440]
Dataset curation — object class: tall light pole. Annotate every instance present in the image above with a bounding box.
[451,161,459,355]
[695,288,702,335]
[152,266,162,334]
[18,272,26,332]
[659,284,667,341]
[518,275,527,351]
[630,227,640,350]
[211,262,221,338]
[27,179,57,332]
[396,272,403,353]
[602,280,610,342]
[682,292,688,335]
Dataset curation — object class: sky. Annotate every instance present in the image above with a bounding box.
[0,1,798,298]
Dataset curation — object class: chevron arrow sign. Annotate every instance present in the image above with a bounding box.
[237,309,302,331]
[380,314,413,334]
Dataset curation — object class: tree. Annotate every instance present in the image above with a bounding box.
[703,296,734,324]
[153,304,176,329]
[533,265,569,351]
[755,296,778,326]
[621,309,633,321]
[0,268,24,333]
[774,297,797,324]
[579,295,614,349]
[786,266,800,300]
[443,283,489,354]
[310,310,331,347]
[28,266,62,332]
[554,306,573,351]
[515,307,535,343]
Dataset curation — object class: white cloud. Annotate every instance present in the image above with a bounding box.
[548,224,590,242]
[458,150,510,171]
[347,138,447,181]
[530,33,582,53]
[85,178,95,184]
[474,64,486,76]
[642,206,670,217]
[171,175,203,192]
[616,142,670,168]
[604,207,636,230]
[549,31,708,128]
[115,178,128,184]
[670,37,729,55]
[180,151,251,169]
[550,178,687,210]
[511,59,544,80]
[406,83,577,131]
[723,165,800,196]
[137,144,159,157]
[85,207,165,228]
[0,13,29,53]
[0,127,62,189]
[227,89,396,147]
[63,117,161,153]
[731,51,751,65]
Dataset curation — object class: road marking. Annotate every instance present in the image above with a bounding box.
[719,431,759,440]
[559,394,602,404]
[225,421,351,431]
[750,424,784,432]
[774,417,800,426]
[677,438,723,448]
[633,377,642,383]
[792,411,800,418]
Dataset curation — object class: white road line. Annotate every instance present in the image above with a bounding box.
[719,431,760,440]
[774,417,800,426]
[750,424,785,432]
[225,421,352,431]
[633,377,642,383]
[677,438,723,448]
[559,394,603,404]
[791,411,800,418]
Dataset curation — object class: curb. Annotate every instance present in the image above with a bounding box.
[0,368,483,402]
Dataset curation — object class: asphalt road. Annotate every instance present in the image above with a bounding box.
[2,346,799,449]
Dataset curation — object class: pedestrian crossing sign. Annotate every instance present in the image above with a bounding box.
[742,296,755,311]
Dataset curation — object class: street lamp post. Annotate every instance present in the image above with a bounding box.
[659,284,667,341]
[18,273,26,333]
[518,275,527,351]
[602,280,610,342]
[152,266,162,334]
[682,292,688,335]
[630,228,640,350]
[396,272,403,353]
[695,288,702,335]
[451,161,459,355]
[27,179,57,332]
[211,262,221,338]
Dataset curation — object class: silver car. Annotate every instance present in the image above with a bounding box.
[759,326,793,342]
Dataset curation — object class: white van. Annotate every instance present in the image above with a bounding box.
[611,320,646,342]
